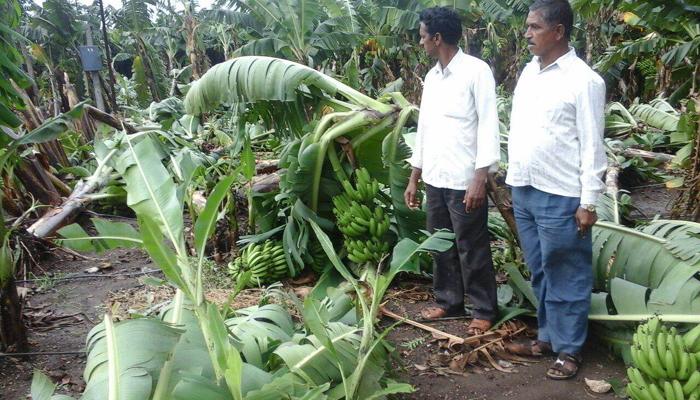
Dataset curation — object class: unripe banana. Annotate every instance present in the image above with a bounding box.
[684,324,700,352]
[673,380,685,400]
[684,370,700,396]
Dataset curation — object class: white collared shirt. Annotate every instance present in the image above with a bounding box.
[506,48,607,205]
[408,49,500,190]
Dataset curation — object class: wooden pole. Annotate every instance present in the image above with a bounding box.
[85,24,106,111]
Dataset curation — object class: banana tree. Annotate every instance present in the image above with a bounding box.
[226,0,361,66]
[588,219,700,360]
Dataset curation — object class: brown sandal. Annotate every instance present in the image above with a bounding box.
[504,339,554,356]
[420,307,448,319]
[546,352,582,380]
[466,319,492,335]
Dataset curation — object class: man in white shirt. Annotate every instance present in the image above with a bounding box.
[404,7,501,335]
[505,0,607,380]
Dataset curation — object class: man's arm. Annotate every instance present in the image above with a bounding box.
[464,62,501,212]
[575,76,607,234]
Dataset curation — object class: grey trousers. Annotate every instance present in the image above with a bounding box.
[426,184,498,321]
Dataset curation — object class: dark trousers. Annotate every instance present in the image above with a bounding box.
[512,185,593,354]
[426,184,498,321]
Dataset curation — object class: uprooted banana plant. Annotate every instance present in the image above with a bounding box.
[183,56,426,270]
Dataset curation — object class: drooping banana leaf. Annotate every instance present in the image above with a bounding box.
[588,220,700,360]
[605,102,638,137]
[56,218,142,253]
[273,321,362,386]
[629,101,679,132]
[183,56,391,116]
[637,219,700,264]
[225,304,296,369]
[382,112,425,241]
[81,317,185,399]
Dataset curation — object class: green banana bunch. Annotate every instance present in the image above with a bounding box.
[306,240,329,274]
[339,167,380,204]
[333,168,392,264]
[345,237,390,264]
[628,317,700,400]
[228,240,290,287]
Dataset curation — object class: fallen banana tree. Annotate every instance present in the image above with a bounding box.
[46,124,458,398]
[589,218,700,360]
[183,56,427,269]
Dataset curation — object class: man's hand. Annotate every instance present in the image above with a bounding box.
[575,207,597,237]
[404,181,421,210]
[463,168,488,212]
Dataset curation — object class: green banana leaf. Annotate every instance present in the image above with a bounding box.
[30,370,75,400]
[81,317,186,399]
[56,218,142,253]
[589,220,700,354]
[637,219,700,264]
[273,321,362,386]
[382,114,425,241]
[629,101,679,132]
[225,304,296,369]
[183,56,390,116]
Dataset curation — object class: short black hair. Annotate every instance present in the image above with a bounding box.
[419,7,462,46]
[529,0,574,39]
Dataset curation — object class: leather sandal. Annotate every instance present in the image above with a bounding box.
[504,339,554,356]
[466,319,492,335]
[546,352,582,380]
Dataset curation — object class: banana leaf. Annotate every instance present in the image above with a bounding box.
[629,101,679,132]
[56,218,142,253]
[30,370,75,400]
[273,321,362,386]
[637,219,700,264]
[382,115,425,241]
[225,304,296,369]
[183,56,391,116]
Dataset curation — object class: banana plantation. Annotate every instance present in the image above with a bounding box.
[0,0,699,398]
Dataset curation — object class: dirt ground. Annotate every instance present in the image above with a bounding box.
[1,246,627,400]
[383,281,626,400]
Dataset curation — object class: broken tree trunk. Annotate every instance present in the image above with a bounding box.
[486,173,519,244]
[27,154,115,239]
[25,107,139,238]
[621,148,674,164]
[85,105,137,134]
[64,73,96,142]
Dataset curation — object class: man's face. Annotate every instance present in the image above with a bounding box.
[524,10,563,57]
[419,22,438,58]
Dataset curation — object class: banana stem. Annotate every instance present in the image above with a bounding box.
[311,112,377,211]
[589,314,700,323]
[327,145,349,183]
[349,115,395,149]
[313,111,354,142]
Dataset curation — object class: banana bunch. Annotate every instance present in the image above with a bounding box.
[306,240,329,274]
[627,318,700,400]
[333,168,391,264]
[340,167,380,204]
[228,240,289,286]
